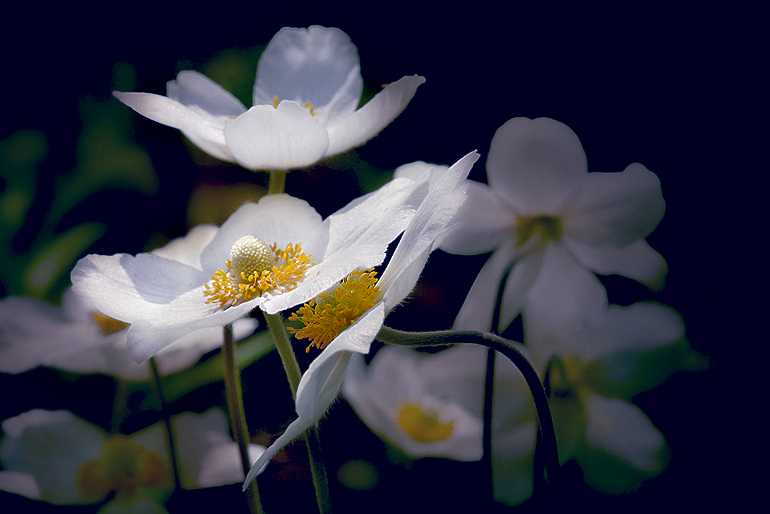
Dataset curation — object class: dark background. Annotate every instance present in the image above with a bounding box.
[1,2,759,513]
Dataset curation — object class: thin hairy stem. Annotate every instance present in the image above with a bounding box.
[149,357,181,490]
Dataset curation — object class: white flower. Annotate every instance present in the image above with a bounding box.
[343,346,483,461]
[0,288,256,380]
[71,180,426,363]
[244,151,479,485]
[0,408,264,505]
[439,117,666,332]
[114,26,424,171]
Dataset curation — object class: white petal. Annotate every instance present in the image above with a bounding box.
[224,103,329,170]
[0,471,41,499]
[325,75,425,157]
[486,117,587,215]
[379,151,479,308]
[253,25,363,122]
[167,70,247,117]
[584,395,666,473]
[492,422,537,506]
[563,237,667,290]
[151,224,218,270]
[564,163,665,246]
[113,91,233,161]
[438,180,516,255]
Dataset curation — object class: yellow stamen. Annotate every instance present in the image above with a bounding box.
[516,215,562,246]
[203,237,313,309]
[288,269,382,352]
[397,403,453,443]
[270,96,317,115]
[90,312,130,335]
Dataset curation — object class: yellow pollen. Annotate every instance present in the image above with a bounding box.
[76,435,170,500]
[270,96,317,116]
[90,312,130,335]
[516,215,562,246]
[288,269,382,352]
[397,403,454,443]
[203,238,313,308]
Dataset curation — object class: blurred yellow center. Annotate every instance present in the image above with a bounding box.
[288,269,382,352]
[516,215,562,246]
[76,435,169,501]
[397,403,453,443]
[90,312,130,335]
[204,236,313,308]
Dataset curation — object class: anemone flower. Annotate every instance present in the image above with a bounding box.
[244,151,479,485]
[0,408,264,509]
[114,25,424,171]
[439,117,666,333]
[72,177,427,363]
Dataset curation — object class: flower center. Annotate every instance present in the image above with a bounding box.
[397,403,454,444]
[76,435,170,501]
[271,96,317,116]
[90,312,130,335]
[516,215,562,247]
[204,236,313,308]
[546,357,584,401]
[288,269,382,352]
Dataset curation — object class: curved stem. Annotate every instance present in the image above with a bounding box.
[223,324,264,514]
[481,347,496,499]
[264,313,331,514]
[375,326,559,482]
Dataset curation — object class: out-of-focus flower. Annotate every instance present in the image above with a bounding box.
[439,117,666,332]
[244,151,479,485]
[114,26,424,171]
[72,179,425,363]
[343,346,483,461]
[0,288,256,380]
[0,408,264,508]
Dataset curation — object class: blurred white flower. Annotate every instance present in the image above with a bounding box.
[244,151,479,485]
[343,346,483,461]
[439,117,667,333]
[0,408,264,506]
[115,26,424,171]
[72,179,424,363]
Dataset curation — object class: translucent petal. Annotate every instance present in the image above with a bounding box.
[167,70,247,117]
[486,117,587,216]
[223,103,329,170]
[325,75,425,156]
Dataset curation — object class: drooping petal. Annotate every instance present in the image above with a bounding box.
[438,180,516,255]
[379,151,478,309]
[113,92,233,161]
[253,25,363,123]
[224,103,330,170]
[486,117,587,216]
[581,395,668,492]
[325,75,425,157]
[562,237,667,290]
[564,163,665,246]
[453,240,523,332]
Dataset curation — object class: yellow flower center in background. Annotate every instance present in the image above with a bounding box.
[76,435,170,501]
[516,215,562,247]
[204,236,313,308]
[288,269,382,352]
[397,403,454,444]
[90,312,130,335]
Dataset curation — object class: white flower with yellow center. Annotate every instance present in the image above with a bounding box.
[438,117,667,333]
[114,25,424,171]
[0,408,264,507]
[244,151,479,484]
[343,346,483,461]
[71,179,427,363]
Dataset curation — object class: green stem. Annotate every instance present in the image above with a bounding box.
[223,324,264,514]
[264,312,331,514]
[375,326,559,483]
[267,170,287,195]
[110,377,129,434]
[149,358,181,489]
